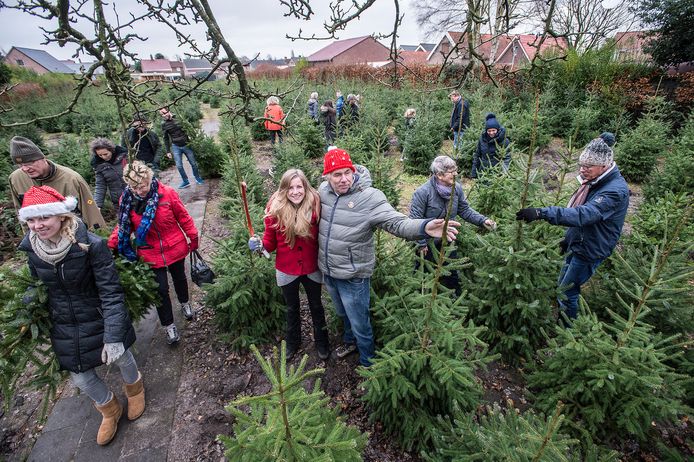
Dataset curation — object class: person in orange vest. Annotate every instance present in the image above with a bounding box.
[264,96,285,145]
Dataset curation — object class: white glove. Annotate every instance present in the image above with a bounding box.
[101,342,125,365]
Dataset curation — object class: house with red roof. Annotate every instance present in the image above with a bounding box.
[427,31,566,69]
[306,36,391,68]
[613,31,652,63]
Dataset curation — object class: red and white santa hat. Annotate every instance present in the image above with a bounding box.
[18,186,77,222]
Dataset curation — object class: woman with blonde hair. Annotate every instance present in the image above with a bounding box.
[248,169,329,359]
[108,161,199,344]
[17,186,143,446]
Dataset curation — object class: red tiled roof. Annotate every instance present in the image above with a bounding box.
[141,59,173,73]
[614,31,650,49]
[307,36,371,62]
[398,50,429,65]
[435,32,566,62]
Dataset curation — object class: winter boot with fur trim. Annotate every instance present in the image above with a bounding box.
[94,393,122,445]
[123,372,145,420]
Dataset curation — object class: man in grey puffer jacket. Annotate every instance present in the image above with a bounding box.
[318,147,460,366]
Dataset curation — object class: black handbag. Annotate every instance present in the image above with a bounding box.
[190,250,215,287]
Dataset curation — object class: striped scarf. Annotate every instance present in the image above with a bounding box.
[567,180,590,208]
[117,178,160,261]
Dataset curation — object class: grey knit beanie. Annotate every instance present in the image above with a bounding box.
[10,136,46,165]
[579,138,613,166]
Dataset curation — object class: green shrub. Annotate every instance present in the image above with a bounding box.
[219,343,367,461]
[189,132,227,178]
[402,113,444,175]
[291,117,324,159]
[51,134,93,184]
[644,115,694,200]
[271,143,322,187]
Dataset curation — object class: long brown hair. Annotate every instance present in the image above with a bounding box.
[266,169,319,248]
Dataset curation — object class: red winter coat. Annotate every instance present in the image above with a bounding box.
[108,183,198,268]
[262,194,319,276]
[264,104,284,131]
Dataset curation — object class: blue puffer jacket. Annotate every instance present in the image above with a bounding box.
[472,128,511,178]
[541,165,629,262]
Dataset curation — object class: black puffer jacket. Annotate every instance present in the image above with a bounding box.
[91,145,127,208]
[19,221,136,373]
[471,128,511,178]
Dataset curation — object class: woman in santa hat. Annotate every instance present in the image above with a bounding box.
[17,185,144,446]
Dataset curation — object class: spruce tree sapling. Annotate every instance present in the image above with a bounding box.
[528,206,693,442]
[218,342,367,461]
[360,182,494,452]
[113,257,161,323]
[292,117,324,159]
[644,115,694,200]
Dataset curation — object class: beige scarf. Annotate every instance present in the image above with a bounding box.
[30,221,77,265]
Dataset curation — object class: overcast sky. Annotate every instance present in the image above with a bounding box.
[0,1,430,62]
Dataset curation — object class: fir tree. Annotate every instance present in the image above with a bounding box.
[218,342,367,461]
[291,117,324,159]
[527,204,693,442]
[644,114,694,201]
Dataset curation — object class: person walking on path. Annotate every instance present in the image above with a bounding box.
[320,100,337,148]
[9,136,106,231]
[248,169,330,360]
[89,138,127,212]
[516,138,629,323]
[449,90,470,150]
[318,147,461,367]
[159,107,204,189]
[17,185,144,446]
[307,92,319,121]
[264,96,285,145]
[410,155,497,295]
[471,113,511,178]
[108,161,199,344]
[122,114,163,176]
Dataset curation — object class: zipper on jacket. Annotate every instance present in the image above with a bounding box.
[347,247,356,271]
[152,223,167,267]
[324,193,341,277]
[55,262,82,372]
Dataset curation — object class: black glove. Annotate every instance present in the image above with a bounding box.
[516,208,542,222]
[559,239,568,255]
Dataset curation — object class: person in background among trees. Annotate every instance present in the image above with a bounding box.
[335,90,345,118]
[320,100,337,148]
[516,138,629,324]
[8,136,106,231]
[471,113,511,178]
[17,185,144,447]
[108,161,199,344]
[449,89,470,150]
[264,96,285,145]
[307,92,319,121]
[345,94,360,124]
[401,108,417,162]
[410,155,497,295]
[89,138,127,213]
[318,147,461,367]
[248,169,330,360]
[159,107,204,190]
[600,131,616,147]
[122,114,163,176]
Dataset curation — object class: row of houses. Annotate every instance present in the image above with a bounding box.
[3,31,651,80]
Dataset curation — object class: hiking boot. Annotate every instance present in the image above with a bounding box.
[178,181,191,189]
[335,343,357,359]
[317,344,330,360]
[165,324,180,344]
[181,302,195,320]
[195,178,204,185]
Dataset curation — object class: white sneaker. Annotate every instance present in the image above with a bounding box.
[181,302,195,320]
[165,324,180,344]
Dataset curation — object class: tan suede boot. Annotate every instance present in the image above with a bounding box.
[123,372,145,420]
[94,393,122,446]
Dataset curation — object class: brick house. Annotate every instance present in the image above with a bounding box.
[5,46,75,75]
[307,36,391,68]
[613,31,652,63]
[427,31,566,69]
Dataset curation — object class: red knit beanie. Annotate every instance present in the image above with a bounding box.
[322,147,356,175]
[18,186,77,222]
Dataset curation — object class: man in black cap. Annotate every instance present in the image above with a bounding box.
[8,136,106,231]
[516,138,629,323]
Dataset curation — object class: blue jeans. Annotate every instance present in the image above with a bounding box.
[172,144,202,183]
[453,130,465,150]
[557,253,604,322]
[324,275,375,366]
[70,349,139,405]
